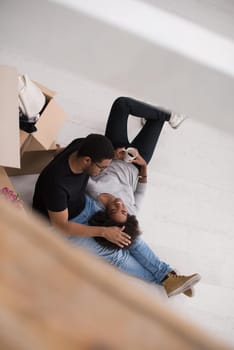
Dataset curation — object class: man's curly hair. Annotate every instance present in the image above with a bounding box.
[89,210,142,250]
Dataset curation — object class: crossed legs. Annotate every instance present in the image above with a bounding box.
[105,97,171,163]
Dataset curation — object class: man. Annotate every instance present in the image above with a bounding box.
[33,133,131,248]
[33,97,200,297]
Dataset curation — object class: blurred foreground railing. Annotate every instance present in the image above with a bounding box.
[0,197,231,350]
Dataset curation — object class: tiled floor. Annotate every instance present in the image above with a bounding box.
[1,1,234,347]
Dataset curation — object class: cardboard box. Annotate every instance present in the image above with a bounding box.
[0,167,27,213]
[0,66,20,169]
[19,81,66,152]
[6,142,58,176]
[0,166,15,189]
[0,65,66,176]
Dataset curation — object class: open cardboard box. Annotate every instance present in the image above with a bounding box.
[19,80,66,152]
[0,65,66,177]
[0,166,15,189]
[6,142,59,176]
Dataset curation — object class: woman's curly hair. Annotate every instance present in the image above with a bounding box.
[89,210,142,249]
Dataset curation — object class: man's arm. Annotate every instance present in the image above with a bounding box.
[48,209,131,248]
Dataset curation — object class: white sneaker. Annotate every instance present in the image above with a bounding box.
[169,112,187,129]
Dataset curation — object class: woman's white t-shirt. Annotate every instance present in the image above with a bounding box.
[86,160,146,215]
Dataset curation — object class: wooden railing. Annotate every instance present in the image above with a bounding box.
[0,198,231,350]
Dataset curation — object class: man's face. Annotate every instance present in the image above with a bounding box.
[84,158,112,176]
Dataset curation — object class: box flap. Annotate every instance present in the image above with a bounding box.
[0,166,15,189]
[34,81,56,98]
[0,65,20,168]
[27,99,66,151]
[5,143,57,176]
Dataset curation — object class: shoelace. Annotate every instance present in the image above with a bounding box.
[168,272,184,280]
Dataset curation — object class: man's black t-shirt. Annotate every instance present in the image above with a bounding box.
[32,138,89,220]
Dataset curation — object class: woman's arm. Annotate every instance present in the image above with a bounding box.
[132,152,148,183]
[138,164,147,184]
[131,151,148,210]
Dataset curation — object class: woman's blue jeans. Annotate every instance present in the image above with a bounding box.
[69,196,172,284]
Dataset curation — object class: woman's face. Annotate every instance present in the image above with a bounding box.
[106,197,128,223]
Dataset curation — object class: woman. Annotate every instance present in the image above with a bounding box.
[69,97,200,297]
[87,96,185,222]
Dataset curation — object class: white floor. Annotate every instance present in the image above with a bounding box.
[1,0,234,347]
[6,59,234,347]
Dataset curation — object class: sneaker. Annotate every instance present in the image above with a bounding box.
[169,112,187,129]
[183,287,194,297]
[162,272,201,297]
[168,271,194,297]
[141,118,146,126]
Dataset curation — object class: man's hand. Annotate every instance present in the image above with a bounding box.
[102,226,131,248]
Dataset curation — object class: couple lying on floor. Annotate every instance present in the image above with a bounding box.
[33,96,201,297]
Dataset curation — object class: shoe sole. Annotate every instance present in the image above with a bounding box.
[168,274,201,297]
[183,287,194,297]
[171,116,188,129]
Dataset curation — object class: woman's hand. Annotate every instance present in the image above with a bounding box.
[132,152,147,167]
[114,147,126,160]
[102,226,131,248]
[114,147,147,169]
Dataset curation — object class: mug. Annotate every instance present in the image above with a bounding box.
[124,147,138,162]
